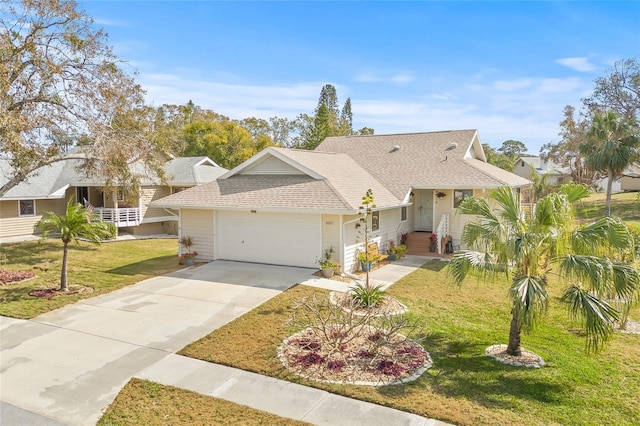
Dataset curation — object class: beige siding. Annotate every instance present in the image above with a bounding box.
[180,209,214,260]
[140,186,177,223]
[321,214,341,266]
[242,156,303,175]
[0,193,69,239]
[621,176,640,191]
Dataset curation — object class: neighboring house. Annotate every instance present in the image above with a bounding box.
[151,130,530,273]
[621,163,640,191]
[512,156,572,185]
[0,156,226,239]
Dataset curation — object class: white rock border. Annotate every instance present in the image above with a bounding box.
[486,344,545,368]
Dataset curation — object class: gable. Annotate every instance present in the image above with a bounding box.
[241,156,305,175]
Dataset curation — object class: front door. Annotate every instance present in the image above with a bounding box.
[417,190,433,231]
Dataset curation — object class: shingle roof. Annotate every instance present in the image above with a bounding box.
[316,130,530,199]
[152,148,402,211]
[0,156,224,200]
[515,156,570,176]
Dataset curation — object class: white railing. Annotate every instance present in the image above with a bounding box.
[95,207,141,227]
[435,213,450,254]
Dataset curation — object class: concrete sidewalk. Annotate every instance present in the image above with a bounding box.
[138,354,449,426]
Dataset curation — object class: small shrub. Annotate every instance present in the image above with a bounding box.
[294,352,326,367]
[327,359,346,372]
[351,282,385,308]
[376,360,405,377]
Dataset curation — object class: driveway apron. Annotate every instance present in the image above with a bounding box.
[0,261,314,426]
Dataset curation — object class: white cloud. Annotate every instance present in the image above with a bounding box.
[556,57,596,72]
[355,72,414,84]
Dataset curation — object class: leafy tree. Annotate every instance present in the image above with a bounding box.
[449,184,639,356]
[583,57,640,123]
[183,117,274,169]
[483,144,514,171]
[497,140,529,161]
[540,105,597,186]
[0,0,163,196]
[579,111,640,217]
[37,198,115,291]
[355,127,375,135]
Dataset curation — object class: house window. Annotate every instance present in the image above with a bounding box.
[19,199,35,216]
[401,206,407,221]
[372,211,380,231]
[454,190,473,208]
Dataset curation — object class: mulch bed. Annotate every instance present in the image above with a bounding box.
[0,269,35,285]
[28,284,94,299]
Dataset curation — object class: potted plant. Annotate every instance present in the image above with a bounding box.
[179,235,197,266]
[318,247,339,278]
[400,232,409,245]
[388,240,407,260]
[429,233,438,252]
[357,249,380,272]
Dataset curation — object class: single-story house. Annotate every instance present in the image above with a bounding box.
[621,163,640,191]
[0,156,226,239]
[151,130,531,272]
[512,156,572,185]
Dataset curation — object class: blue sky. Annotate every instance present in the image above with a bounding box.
[79,1,639,153]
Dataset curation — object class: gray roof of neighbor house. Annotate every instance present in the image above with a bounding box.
[316,130,531,199]
[150,147,403,212]
[0,156,225,201]
[515,156,571,176]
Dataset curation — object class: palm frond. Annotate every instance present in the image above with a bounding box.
[557,182,590,203]
[571,217,633,254]
[558,254,612,294]
[448,250,499,285]
[561,285,618,352]
[509,274,548,331]
[490,186,524,230]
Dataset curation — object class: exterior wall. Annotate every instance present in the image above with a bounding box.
[341,208,403,273]
[620,176,640,191]
[180,209,215,260]
[512,160,532,179]
[321,214,341,269]
[0,191,70,239]
[140,186,177,223]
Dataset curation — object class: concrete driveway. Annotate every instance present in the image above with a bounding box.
[0,261,315,426]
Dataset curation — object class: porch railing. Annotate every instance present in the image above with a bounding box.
[95,207,141,227]
[435,213,450,254]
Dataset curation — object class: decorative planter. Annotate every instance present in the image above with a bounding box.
[321,267,335,278]
[429,246,435,252]
[360,261,373,272]
[388,251,397,261]
[185,257,196,266]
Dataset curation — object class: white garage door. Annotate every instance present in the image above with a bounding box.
[217,211,321,268]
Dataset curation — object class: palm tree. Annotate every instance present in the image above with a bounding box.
[449,184,638,356]
[580,111,640,217]
[37,198,115,291]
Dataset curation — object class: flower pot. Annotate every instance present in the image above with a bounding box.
[429,246,435,252]
[185,257,196,266]
[360,261,373,272]
[321,267,335,278]
[387,251,397,261]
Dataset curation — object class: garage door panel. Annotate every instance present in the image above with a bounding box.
[217,212,320,268]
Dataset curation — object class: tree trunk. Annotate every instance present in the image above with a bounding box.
[605,169,614,217]
[506,306,522,356]
[60,242,69,292]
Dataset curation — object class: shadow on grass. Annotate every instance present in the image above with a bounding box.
[106,255,177,275]
[377,332,568,409]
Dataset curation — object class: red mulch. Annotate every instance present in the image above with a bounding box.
[0,269,35,285]
[28,285,91,299]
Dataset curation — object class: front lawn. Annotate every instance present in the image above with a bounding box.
[98,378,310,426]
[0,238,181,318]
[179,260,640,426]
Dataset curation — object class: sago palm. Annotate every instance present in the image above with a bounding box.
[449,184,638,356]
[37,198,115,291]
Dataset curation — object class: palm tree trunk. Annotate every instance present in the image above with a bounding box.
[506,306,522,356]
[60,242,69,292]
[605,169,614,217]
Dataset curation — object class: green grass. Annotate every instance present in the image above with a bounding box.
[179,260,640,426]
[98,378,310,426]
[575,191,640,226]
[0,238,181,318]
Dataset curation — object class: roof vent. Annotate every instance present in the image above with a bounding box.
[390,145,400,152]
[449,142,458,149]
